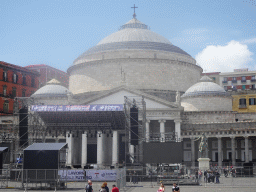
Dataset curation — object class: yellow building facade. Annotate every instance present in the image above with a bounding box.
[232,94,256,112]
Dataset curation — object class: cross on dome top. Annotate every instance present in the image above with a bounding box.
[131,4,138,18]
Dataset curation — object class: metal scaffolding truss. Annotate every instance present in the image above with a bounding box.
[124,96,146,167]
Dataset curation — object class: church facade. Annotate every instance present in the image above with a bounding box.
[26,15,256,169]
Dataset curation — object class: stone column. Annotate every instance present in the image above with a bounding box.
[174,120,181,142]
[231,136,236,166]
[158,120,166,142]
[252,139,256,160]
[97,131,104,167]
[10,140,14,163]
[146,119,150,142]
[217,137,222,167]
[66,132,74,167]
[244,136,249,163]
[191,137,195,168]
[81,131,87,168]
[129,144,134,163]
[112,131,119,165]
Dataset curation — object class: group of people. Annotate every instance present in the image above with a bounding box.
[158,183,180,192]
[85,180,119,192]
[194,169,220,184]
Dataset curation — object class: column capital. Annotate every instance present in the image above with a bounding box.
[230,136,236,139]
[244,135,249,139]
[174,119,182,123]
[146,119,151,123]
[216,136,222,139]
[158,119,166,123]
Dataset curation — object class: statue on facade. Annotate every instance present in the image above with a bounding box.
[176,90,181,106]
[194,133,208,158]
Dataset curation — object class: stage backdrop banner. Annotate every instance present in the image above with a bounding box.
[31,105,123,112]
[58,169,117,181]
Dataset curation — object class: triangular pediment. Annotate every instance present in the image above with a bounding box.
[74,86,182,110]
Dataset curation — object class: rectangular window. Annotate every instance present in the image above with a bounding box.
[3,101,9,113]
[31,78,35,87]
[3,71,7,82]
[233,77,237,80]
[13,74,18,83]
[242,85,246,90]
[252,76,255,80]
[3,86,7,97]
[22,90,26,97]
[239,98,246,105]
[12,87,16,98]
[22,76,26,85]
[212,141,218,149]
[224,77,227,81]
[252,84,256,89]
[242,76,246,80]
[249,98,256,105]
[239,98,247,108]
[224,86,228,91]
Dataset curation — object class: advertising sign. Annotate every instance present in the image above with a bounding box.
[31,104,123,112]
[58,169,117,181]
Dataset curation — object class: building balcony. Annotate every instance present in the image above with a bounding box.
[222,81,228,84]
[239,105,247,109]
[232,80,237,83]
[241,79,247,83]
[251,79,256,82]
[147,132,177,142]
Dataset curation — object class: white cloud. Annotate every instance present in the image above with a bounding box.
[241,38,256,45]
[195,40,254,72]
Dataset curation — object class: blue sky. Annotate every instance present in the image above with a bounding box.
[1,0,256,72]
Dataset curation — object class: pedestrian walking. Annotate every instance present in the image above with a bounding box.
[100,185,106,192]
[112,185,119,192]
[85,180,93,192]
[215,171,220,184]
[103,182,109,192]
[158,183,165,192]
[172,183,180,192]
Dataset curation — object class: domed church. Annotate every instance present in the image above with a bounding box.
[27,12,256,170]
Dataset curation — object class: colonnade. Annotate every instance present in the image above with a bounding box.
[189,135,253,167]
[66,130,119,168]
[145,119,181,142]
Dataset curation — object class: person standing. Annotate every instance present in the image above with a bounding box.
[103,182,109,192]
[158,183,165,192]
[215,171,220,184]
[85,180,93,192]
[100,185,106,192]
[172,183,180,192]
[112,185,119,192]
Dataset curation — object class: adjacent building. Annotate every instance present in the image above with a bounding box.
[25,64,69,88]
[0,61,40,115]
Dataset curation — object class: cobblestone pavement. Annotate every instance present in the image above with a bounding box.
[2,177,256,192]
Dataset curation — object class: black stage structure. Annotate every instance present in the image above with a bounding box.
[29,104,127,165]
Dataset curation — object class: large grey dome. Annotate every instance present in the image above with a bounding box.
[181,76,228,98]
[31,79,71,98]
[73,18,191,64]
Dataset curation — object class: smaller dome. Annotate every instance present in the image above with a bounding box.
[181,76,228,98]
[31,79,71,98]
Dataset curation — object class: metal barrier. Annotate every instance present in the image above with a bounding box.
[125,166,256,187]
[0,168,126,190]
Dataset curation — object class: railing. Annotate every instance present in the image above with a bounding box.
[232,80,237,83]
[147,132,177,142]
[239,104,247,109]
[222,80,228,84]
[251,79,256,82]
[241,79,247,83]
